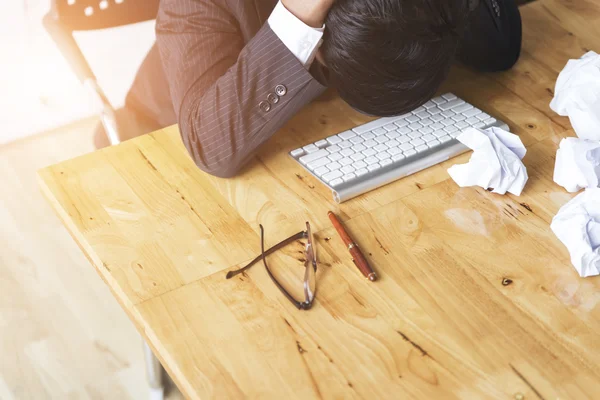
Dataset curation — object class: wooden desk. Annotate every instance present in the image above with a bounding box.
[39,1,600,398]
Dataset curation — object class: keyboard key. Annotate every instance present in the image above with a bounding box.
[326,135,342,145]
[375,136,388,144]
[463,108,482,118]
[419,127,433,135]
[387,147,402,156]
[442,119,454,127]
[484,118,497,125]
[452,114,466,122]
[397,127,412,135]
[422,134,436,142]
[367,163,381,172]
[412,106,426,114]
[386,131,400,139]
[328,153,342,162]
[352,116,401,134]
[416,111,430,119]
[327,145,341,153]
[473,122,486,129]
[394,120,409,128]
[354,161,367,169]
[399,143,414,151]
[433,129,447,138]
[315,139,328,148]
[432,96,446,105]
[355,168,368,176]
[404,149,417,157]
[299,149,329,165]
[329,178,344,187]
[322,170,343,182]
[343,173,357,182]
[341,165,355,174]
[376,152,391,161]
[314,166,330,176]
[431,114,444,122]
[340,157,354,166]
[303,144,319,153]
[307,157,330,170]
[410,138,425,146]
[361,132,375,140]
[340,148,354,157]
[455,121,469,130]
[365,156,380,165]
[430,122,445,130]
[423,100,436,109]
[328,161,342,171]
[438,99,464,110]
[339,141,353,149]
[290,148,304,158]
[406,115,420,123]
[364,148,377,157]
[398,135,412,144]
[384,123,397,131]
[442,93,457,101]
[372,128,388,136]
[380,158,393,167]
[352,144,366,153]
[409,122,423,131]
[444,126,458,133]
[477,113,491,121]
[420,117,433,126]
[416,144,429,153]
[350,136,364,144]
[350,153,365,161]
[439,135,452,143]
[441,110,455,118]
[364,140,377,148]
[338,130,356,140]
[428,139,441,147]
[374,144,388,152]
[466,117,480,125]
[453,103,473,113]
[428,107,442,115]
[408,131,422,139]
[392,153,405,162]
[385,140,400,148]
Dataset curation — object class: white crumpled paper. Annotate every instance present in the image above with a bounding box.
[554,137,600,192]
[448,127,528,195]
[551,188,600,277]
[550,51,600,140]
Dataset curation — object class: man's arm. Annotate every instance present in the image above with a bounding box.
[155,0,330,178]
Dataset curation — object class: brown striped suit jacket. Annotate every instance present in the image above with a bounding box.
[156,0,327,178]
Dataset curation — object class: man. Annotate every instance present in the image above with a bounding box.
[122,0,521,177]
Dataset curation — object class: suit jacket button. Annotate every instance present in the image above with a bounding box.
[275,85,287,96]
[267,93,280,104]
[259,101,271,112]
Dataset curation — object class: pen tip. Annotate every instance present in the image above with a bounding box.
[368,273,378,282]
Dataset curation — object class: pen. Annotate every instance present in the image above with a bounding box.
[327,211,378,282]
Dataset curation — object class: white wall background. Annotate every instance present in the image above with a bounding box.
[0,0,155,145]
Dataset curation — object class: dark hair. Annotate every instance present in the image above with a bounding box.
[322,0,471,116]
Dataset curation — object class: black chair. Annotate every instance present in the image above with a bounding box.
[43,0,159,146]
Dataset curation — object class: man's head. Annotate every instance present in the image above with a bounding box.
[321,0,472,116]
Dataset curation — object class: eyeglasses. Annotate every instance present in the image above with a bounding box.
[226,222,317,310]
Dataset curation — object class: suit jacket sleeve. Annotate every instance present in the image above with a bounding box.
[155,0,326,178]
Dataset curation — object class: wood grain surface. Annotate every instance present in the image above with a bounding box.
[38,1,600,398]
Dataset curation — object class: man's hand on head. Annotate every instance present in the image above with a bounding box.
[281,0,335,28]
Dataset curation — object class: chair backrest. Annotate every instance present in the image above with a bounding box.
[48,0,160,31]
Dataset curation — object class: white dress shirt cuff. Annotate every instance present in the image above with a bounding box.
[268,1,325,69]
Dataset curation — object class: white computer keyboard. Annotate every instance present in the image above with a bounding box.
[290,93,509,203]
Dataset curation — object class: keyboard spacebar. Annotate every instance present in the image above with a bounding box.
[331,141,468,203]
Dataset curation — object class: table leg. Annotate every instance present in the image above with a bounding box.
[143,341,165,400]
